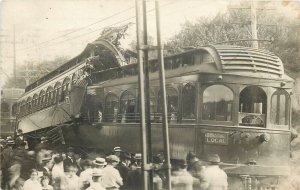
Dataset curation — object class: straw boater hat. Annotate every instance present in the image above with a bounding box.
[93,157,107,166]
[134,153,142,160]
[42,156,52,163]
[6,136,14,145]
[113,147,122,152]
[6,140,14,145]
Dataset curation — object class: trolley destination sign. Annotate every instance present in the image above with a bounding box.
[205,131,229,145]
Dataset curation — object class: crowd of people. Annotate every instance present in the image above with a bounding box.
[0,134,228,190]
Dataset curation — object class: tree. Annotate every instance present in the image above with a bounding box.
[165,7,300,124]
[4,56,69,89]
[165,8,300,74]
[128,35,158,60]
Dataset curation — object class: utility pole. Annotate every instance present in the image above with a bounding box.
[155,0,172,189]
[250,0,258,48]
[0,26,22,87]
[136,0,171,189]
[142,1,154,189]
[24,62,33,86]
[228,1,277,48]
[135,1,149,190]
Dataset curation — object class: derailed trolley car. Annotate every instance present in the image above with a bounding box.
[16,37,294,189]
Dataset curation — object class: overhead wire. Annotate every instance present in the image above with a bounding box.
[46,0,214,47]
[17,6,135,52]
[43,1,175,48]
[17,1,175,51]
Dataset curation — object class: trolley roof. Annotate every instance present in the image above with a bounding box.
[23,42,291,96]
[209,45,284,77]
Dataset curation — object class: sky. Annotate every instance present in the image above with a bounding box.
[0,0,299,86]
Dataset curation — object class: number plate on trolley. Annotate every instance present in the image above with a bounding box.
[204,132,228,145]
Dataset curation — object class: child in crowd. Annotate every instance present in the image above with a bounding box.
[41,176,53,190]
[23,169,42,190]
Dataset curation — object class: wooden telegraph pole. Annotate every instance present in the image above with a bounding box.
[250,0,258,48]
[135,0,149,190]
[155,0,172,189]
[142,0,154,189]
[135,0,171,189]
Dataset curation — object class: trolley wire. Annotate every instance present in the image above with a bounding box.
[17,6,135,52]
[82,0,216,45]
[17,1,175,51]
[42,1,175,48]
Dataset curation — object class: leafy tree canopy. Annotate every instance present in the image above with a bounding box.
[165,8,300,77]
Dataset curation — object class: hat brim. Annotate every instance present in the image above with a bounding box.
[93,160,107,166]
[7,141,15,144]
[42,158,52,162]
[113,150,122,152]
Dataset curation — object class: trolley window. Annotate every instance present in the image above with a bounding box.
[1,102,9,116]
[71,72,79,87]
[26,97,32,114]
[46,86,53,106]
[54,82,62,104]
[148,90,156,122]
[239,86,266,127]
[20,100,26,116]
[104,93,119,122]
[202,85,233,121]
[12,103,17,117]
[39,91,45,107]
[157,88,178,123]
[62,78,71,102]
[271,89,289,126]
[119,91,136,123]
[182,83,196,122]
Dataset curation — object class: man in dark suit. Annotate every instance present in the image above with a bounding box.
[63,146,81,176]
[15,129,25,148]
[63,147,76,167]
[38,156,54,184]
[116,152,131,189]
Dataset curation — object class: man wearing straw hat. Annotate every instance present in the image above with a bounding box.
[39,156,54,181]
[92,157,107,169]
[102,155,123,190]
[199,154,228,190]
[112,147,123,158]
[126,153,143,190]
[86,169,105,190]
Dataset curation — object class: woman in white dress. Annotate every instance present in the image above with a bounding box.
[23,169,42,190]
